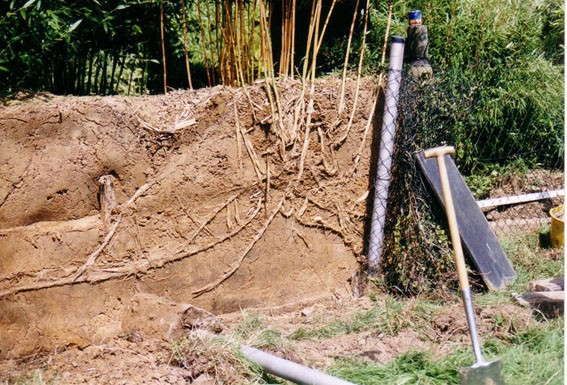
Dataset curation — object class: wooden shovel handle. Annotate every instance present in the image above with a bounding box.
[424,146,470,290]
[424,145,455,159]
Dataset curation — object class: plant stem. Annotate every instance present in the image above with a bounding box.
[181,0,193,89]
[160,0,167,93]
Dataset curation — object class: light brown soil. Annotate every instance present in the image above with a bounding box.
[0,77,378,361]
[0,292,536,384]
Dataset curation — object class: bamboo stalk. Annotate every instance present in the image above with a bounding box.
[86,50,93,94]
[258,0,273,78]
[160,0,167,93]
[109,53,118,94]
[290,0,296,77]
[181,0,193,89]
[93,52,101,94]
[338,0,360,114]
[196,0,212,87]
[248,0,257,82]
[301,0,318,82]
[100,50,108,94]
[115,51,125,94]
[381,0,394,65]
[205,0,217,85]
[214,1,222,85]
[336,0,371,145]
[312,0,337,61]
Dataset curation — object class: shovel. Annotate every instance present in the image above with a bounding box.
[424,146,505,385]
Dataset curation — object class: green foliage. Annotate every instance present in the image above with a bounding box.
[371,0,564,172]
[405,56,564,173]
[0,0,202,95]
[464,160,529,199]
[498,232,564,288]
[329,317,564,385]
[377,0,563,295]
[330,352,460,384]
[290,297,439,341]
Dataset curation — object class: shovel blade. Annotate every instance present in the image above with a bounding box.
[459,360,505,385]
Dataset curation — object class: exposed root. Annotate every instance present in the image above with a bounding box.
[97,198,264,278]
[0,158,33,210]
[186,191,244,244]
[235,108,244,170]
[192,196,285,297]
[0,199,264,299]
[72,218,121,282]
[265,154,271,212]
[353,84,381,170]
[125,182,156,207]
[72,181,157,281]
[175,194,216,238]
[236,106,265,182]
[317,126,337,176]
[295,214,351,246]
[0,77,376,301]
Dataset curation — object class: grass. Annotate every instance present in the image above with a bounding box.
[329,317,564,385]
[324,229,564,384]
[289,297,443,342]
[1,370,55,385]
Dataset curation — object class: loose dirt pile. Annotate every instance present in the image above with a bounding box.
[0,77,380,360]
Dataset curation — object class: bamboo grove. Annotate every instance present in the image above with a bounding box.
[0,0,374,95]
[1,0,563,173]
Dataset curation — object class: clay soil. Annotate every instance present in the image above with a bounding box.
[0,77,380,364]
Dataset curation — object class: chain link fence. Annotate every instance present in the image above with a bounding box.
[373,61,564,294]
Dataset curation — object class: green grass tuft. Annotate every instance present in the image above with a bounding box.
[330,318,563,385]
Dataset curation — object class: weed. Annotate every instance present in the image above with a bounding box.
[1,370,55,385]
[235,312,265,339]
[169,332,261,384]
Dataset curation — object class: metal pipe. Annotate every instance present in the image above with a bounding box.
[367,35,406,273]
[242,345,358,385]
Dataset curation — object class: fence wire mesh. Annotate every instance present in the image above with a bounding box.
[368,41,404,273]
[376,63,564,295]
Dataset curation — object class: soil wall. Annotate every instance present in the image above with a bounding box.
[0,78,378,359]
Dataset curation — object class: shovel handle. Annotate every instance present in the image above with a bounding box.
[424,145,455,159]
[424,146,470,291]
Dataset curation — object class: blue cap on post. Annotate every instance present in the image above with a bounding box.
[409,10,422,25]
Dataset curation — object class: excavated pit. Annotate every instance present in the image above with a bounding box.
[0,77,379,359]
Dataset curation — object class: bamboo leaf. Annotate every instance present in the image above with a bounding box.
[67,19,82,33]
[0,66,9,72]
[22,0,36,9]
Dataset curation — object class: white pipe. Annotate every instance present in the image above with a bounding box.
[241,345,358,385]
[367,36,406,273]
[476,189,564,209]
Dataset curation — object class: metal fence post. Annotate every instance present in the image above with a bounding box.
[367,35,405,273]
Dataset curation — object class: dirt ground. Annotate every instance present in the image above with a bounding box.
[1,291,537,384]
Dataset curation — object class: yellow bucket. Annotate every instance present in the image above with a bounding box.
[550,205,564,248]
